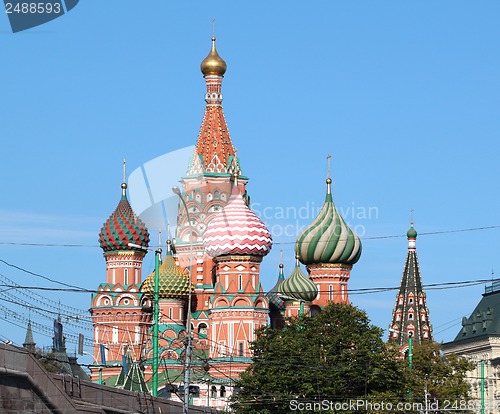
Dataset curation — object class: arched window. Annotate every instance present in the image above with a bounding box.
[238,275,243,291]
[124,269,129,285]
[239,342,244,357]
[220,386,226,397]
[198,323,208,339]
[211,386,217,399]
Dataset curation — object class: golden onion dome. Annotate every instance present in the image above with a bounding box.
[200,37,227,77]
[141,244,194,299]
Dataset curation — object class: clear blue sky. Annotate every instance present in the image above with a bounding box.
[1,1,499,354]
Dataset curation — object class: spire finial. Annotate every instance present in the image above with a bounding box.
[407,211,417,247]
[327,153,332,179]
[158,231,162,247]
[212,17,216,38]
[326,153,332,194]
[410,209,414,227]
[121,159,127,197]
[280,249,283,263]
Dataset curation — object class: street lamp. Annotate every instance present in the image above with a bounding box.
[172,185,194,414]
[129,242,162,397]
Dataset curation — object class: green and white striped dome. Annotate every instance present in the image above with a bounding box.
[279,258,318,302]
[295,178,361,266]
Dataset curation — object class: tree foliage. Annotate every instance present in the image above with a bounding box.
[406,341,475,412]
[230,303,472,414]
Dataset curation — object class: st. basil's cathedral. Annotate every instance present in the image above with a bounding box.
[89,37,432,409]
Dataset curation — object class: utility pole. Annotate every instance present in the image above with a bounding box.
[173,185,194,414]
[128,243,162,397]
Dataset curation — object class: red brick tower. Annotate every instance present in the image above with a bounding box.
[203,176,272,381]
[91,176,151,383]
[295,167,362,307]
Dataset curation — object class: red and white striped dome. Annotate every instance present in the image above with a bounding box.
[203,186,272,257]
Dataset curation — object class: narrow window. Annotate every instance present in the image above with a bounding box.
[239,342,244,357]
[329,285,333,301]
[124,269,129,285]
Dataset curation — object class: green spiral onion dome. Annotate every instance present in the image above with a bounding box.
[141,243,194,299]
[295,178,361,265]
[279,258,318,302]
[99,183,150,252]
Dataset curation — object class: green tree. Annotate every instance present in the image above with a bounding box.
[406,341,474,413]
[230,303,473,414]
[230,303,406,413]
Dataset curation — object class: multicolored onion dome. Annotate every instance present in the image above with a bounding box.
[200,36,227,77]
[203,185,272,257]
[141,243,194,299]
[296,178,361,265]
[407,225,417,239]
[99,183,150,252]
[267,263,286,310]
[279,258,318,302]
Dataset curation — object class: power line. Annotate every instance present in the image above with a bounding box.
[0,258,89,292]
[0,223,498,249]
